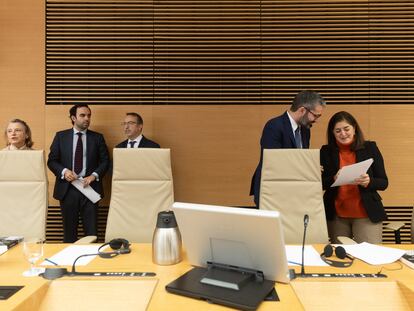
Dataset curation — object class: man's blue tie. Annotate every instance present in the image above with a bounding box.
[295,127,302,149]
[129,141,136,148]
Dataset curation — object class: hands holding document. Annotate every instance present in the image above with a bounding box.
[331,158,373,187]
[354,173,370,188]
[71,177,101,203]
[66,170,101,203]
[64,170,96,187]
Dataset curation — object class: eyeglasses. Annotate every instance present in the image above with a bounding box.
[7,129,23,134]
[304,107,322,119]
[121,121,138,126]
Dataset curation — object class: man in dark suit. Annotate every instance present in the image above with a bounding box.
[116,112,160,148]
[250,90,326,207]
[48,104,110,242]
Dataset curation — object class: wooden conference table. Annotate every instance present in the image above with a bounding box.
[0,243,413,310]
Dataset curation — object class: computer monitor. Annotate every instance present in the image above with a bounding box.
[172,202,290,284]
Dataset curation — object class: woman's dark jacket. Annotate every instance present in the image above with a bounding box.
[320,141,388,223]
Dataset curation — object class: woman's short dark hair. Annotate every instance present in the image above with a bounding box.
[5,118,34,148]
[327,111,365,150]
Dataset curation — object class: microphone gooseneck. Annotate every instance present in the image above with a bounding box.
[71,253,98,275]
[300,214,309,277]
[304,214,309,227]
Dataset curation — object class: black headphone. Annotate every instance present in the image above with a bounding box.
[320,244,354,268]
[98,238,131,258]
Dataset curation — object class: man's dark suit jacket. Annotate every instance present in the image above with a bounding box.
[320,141,388,223]
[250,111,310,206]
[47,129,110,201]
[115,135,160,148]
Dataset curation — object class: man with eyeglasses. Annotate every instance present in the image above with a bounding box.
[116,112,160,149]
[250,90,326,207]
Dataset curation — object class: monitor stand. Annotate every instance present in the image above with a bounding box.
[166,261,276,311]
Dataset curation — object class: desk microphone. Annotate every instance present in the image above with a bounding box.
[42,253,111,279]
[292,214,387,280]
[300,214,309,277]
[41,251,156,280]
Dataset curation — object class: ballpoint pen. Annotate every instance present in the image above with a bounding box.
[44,258,58,266]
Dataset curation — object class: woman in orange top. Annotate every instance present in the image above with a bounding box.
[320,111,388,243]
[3,119,34,150]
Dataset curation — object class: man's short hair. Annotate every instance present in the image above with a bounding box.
[69,104,91,125]
[290,90,326,112]
[126,112,143,125]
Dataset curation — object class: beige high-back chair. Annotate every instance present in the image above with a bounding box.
[260,149,329,244]
[0,150,48,239]
[105,148,174,242]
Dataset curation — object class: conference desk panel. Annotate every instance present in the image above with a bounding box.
[0,244,413,310]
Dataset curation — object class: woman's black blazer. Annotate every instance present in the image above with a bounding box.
[320,141,388,223]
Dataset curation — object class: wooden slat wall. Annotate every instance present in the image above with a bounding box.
[262,0,414,104]
[261,0,370,104]
[2,0,412,242]
[153,0,261,104]
[46,1,154,104]
[383,206,413,243]
[45,205,412,243]
[46,0,414,105]
[47,206,109,242]
[369,1,414,103]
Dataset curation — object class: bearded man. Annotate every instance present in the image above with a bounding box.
[250,90,326,207]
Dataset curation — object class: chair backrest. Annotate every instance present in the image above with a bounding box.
[105,148,174,243]
[0,150,48,239]
[260,149,329,244]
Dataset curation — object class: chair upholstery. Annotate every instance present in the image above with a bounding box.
[337,236,357,245]
[260,149,329,244]
[0,150,48,239]
[105,148,174,242]
[74,235,97,244]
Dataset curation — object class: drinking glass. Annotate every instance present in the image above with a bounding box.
[22,237,44,277]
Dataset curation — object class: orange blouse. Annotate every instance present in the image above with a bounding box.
[335,142,368,218]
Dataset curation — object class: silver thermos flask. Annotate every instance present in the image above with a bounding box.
[152,210,182,265]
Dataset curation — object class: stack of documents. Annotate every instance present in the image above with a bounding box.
[286,243,408,266]
[331,158,373,187]
[40,244,108,266]
[341,242,407,265]
[0,236,23,255]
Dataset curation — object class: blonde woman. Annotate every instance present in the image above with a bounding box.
[3,119,34,150]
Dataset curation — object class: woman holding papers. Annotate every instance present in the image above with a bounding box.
[320,111,388,244]
[3,119,33,150]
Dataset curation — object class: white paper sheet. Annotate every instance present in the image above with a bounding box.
[40,244,108,266]
[71,178,101,203]
[331,158,373,187]
[286,245,329,267]
[341,242,406,265]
